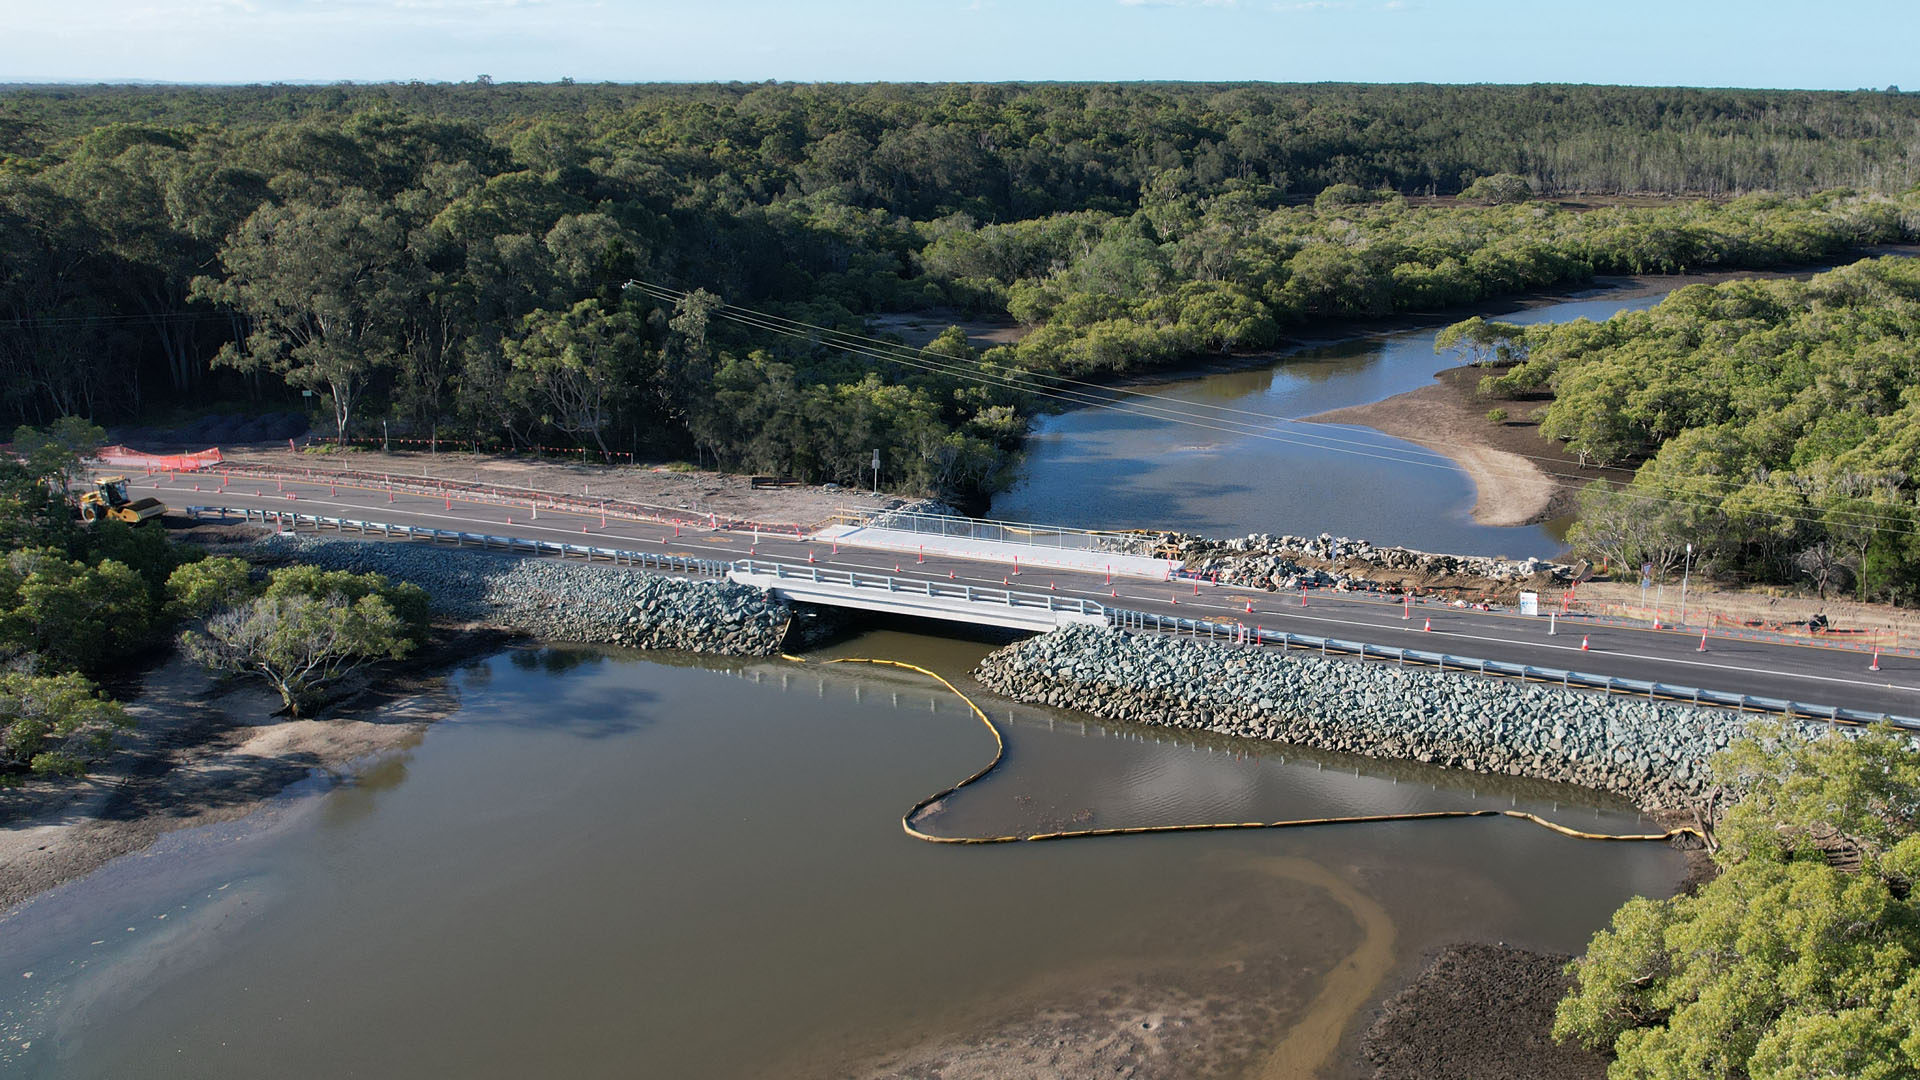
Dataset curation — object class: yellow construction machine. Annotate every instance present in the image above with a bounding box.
[78,476,166,525]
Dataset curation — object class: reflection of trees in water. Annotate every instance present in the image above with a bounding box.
[509,646,608,675]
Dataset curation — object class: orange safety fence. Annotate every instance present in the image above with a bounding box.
[1566,598,1904,651]
[94,445,224,472]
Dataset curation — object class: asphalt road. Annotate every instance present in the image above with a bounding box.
[137,471,1920,719]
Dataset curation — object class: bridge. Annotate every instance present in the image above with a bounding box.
[172,473,1920,730]
[121,457,1918,718]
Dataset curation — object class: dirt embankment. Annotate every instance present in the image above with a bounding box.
[217,447,906,527]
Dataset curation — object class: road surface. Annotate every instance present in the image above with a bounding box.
[135,470,1920,719]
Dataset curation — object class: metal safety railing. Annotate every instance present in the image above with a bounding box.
[193,506,1101,620]
[1105,607,1920,731]
[188,506,733,577]
[830,507,1161,557]
[171,463,818,537]
[194,505,1917,731]
[732,558,1106,620]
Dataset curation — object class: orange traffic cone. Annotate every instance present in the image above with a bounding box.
[1422,617,1432,632]
[1581,635,1591,651]
[1245,600,1254,614]
[807,550,815,563]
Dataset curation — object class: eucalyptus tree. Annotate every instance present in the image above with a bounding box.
[196,186,417,444]
[502,299,642,458]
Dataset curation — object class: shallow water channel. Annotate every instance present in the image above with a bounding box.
[2,630,1683,1078]
[991,291,1670,559]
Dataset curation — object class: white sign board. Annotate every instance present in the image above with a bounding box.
[1517,591,1540,616]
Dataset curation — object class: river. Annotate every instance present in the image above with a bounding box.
[0,629,1682,1078]
[990,290,1672,560]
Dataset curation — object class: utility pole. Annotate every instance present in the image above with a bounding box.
[871,448,880,496]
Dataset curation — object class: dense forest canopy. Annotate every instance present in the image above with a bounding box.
[8,82,1920,198]
[3,80,1919,511]
[1483,258,1920,601]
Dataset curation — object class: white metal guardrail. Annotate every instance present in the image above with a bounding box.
[728,558,1107,630]
[833,507,1160,556]
[1106,608,1920,730]
[194,505,1918,730]
[190,506,1109,629]
[188,505,734,577]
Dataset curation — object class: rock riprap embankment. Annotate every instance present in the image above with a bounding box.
[974,624,1821,810]
[1160,531,1569,594]
[255,534,791,655]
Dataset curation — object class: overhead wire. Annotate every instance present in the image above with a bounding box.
[625,279,1920,538]
[636,281,1917,536]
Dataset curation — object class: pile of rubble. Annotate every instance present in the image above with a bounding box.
[1155,531,1570,596]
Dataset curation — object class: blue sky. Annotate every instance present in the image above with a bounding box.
[2,0,1912,89]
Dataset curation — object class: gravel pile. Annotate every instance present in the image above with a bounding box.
[254,534,792,655]
[974,624,1824,810]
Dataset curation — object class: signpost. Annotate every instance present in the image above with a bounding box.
[1679,542,1693,625]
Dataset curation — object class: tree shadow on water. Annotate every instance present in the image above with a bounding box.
[463,649,660,741]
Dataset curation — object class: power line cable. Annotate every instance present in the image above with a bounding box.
[626,279,1920,538]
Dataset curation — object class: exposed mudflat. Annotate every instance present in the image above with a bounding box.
[0,631,502,914]
[1362,942,1609,1080]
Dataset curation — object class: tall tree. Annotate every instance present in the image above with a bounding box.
[195,187,415,443]
[503,300,641,458]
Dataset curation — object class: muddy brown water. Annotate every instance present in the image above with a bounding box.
[0,629,1683,1078]
[990,291,1672,560]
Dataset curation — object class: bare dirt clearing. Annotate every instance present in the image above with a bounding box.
[219,448,915,527]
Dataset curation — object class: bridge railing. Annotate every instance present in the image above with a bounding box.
[193,505,1915,730]
[191,506,1104,619]
[1106,606,1920,731]
[831,507,1160,556]
[732,558,1106,620]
